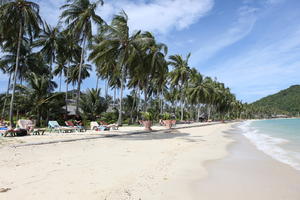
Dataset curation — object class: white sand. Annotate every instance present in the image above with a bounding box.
[0,123,234,200]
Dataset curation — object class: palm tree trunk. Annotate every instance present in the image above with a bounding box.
[113,87,116,107]
[197,105,200,122]
[105,80,108,99]
[175,102,178,117]
[144,87,147,112]
[207,104,212,120]
[75,36,86,114]
[9,23,22,127]
[37,109,41,127]
[130,89,137,124]
[96,76,99,90]
[1,73,12,119]
[117,66,125,125]
[160,91,163,115]
[65,62,70,114]
[59,72,62,92]
[180,90,184,121]
[136,87,140,122]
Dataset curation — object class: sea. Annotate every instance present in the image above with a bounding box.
[239,118,300,170]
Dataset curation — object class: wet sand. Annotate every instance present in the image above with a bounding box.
[194,126,300,200]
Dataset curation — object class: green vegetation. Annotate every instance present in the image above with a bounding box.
[251,85,300,116]
[0,0,248,127]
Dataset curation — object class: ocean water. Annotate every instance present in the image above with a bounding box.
[239,119,300,170]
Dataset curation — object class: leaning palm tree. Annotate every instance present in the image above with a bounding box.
[0,0,42,126]
[60,0,104,114]
[169,53,192,120]
[89,11,151,125]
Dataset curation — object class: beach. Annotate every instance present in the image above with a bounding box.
[1,122,300,200]
[0,123,233,199]
[195,124,300,200]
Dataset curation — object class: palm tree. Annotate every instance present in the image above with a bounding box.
[89,11,151,125]
[34,23,61,71]
[80,88,108,120]
[0,0,42,126]
[66,58,91,88]
[127,32,168,113]
[56,30,81,113]
[188,69,210,121]
[0,62,12,119]
[18,72,59,126]
[60,0,104,114]
[53,55,68,91]
[169,53,192,120]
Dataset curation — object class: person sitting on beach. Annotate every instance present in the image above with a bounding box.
[74,114,83,126]
[26,117,36,133]
[159,119,165,126]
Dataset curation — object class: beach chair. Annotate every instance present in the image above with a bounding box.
[65,121,86,132]
[2,128,27,137]
[99,121,119,130]
[17,119,35,132]
[48,121,74,133]
[17,119,45,135]
[90,121,109,131]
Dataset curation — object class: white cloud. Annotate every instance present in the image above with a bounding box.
[100,0,214,34]
[36,0,214,34]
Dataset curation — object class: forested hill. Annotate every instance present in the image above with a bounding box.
[252,85,300,115]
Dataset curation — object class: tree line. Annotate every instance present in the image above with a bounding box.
[0,0,246,127]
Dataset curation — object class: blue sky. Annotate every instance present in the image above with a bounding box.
[1,0,300,103]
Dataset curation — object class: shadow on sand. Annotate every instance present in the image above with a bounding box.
[116,129,190,141]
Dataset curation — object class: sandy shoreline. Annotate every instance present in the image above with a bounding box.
[0,122,234,200]
[195,124,300,200]
[2,121,299,200]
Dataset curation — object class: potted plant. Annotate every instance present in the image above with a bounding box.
[162,113,173,129]
[141,112,153,131]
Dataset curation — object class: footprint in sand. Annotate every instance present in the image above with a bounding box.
[0,188,11,193]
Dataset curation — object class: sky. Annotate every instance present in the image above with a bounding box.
[1,0,300,103]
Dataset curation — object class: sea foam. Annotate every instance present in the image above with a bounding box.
[239,121,300,171]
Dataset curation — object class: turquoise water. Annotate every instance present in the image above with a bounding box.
[239,119,300,170]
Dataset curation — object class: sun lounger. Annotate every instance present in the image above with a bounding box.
[17,119,36,133]
[17,119,47,135]
[2,128,27,137]
[65,121,86,132]
[48,121,75,133]
[31,128,46,135]
[90,122,109,131]
[99,121,119,130]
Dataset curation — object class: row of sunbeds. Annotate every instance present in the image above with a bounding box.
[48,121,118,132]
[0,120,119,137]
